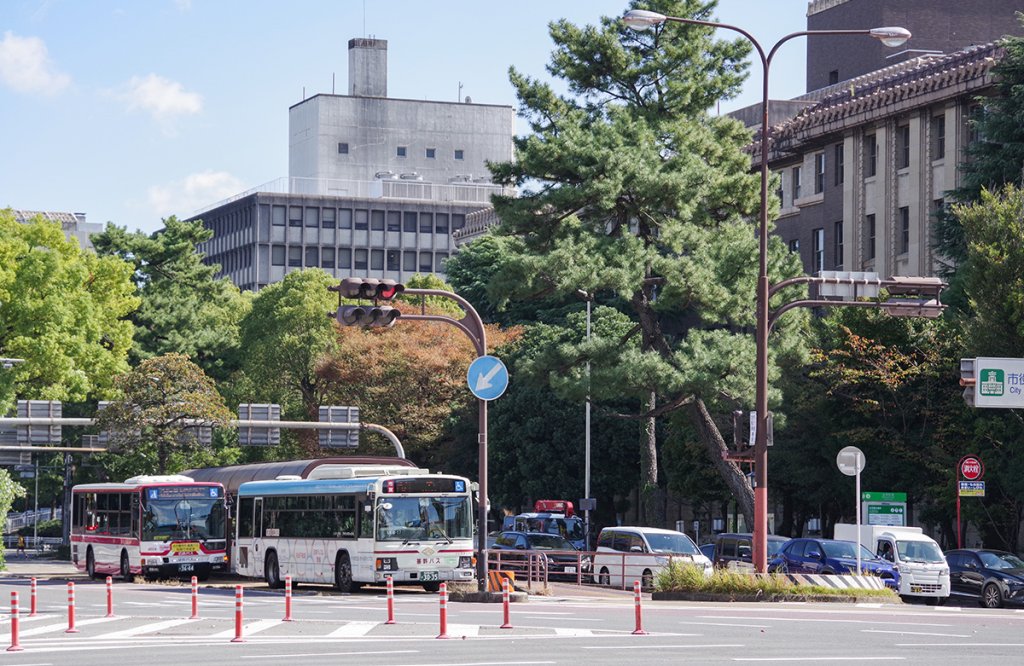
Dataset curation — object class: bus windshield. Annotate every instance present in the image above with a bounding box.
[142,495,226,542]
[376,496,472,542]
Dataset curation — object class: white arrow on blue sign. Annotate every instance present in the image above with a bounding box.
[467,355,509,401]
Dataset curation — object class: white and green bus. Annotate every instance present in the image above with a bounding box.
[234,473,475,592]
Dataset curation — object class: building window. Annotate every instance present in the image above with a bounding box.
[834,143,844,186]
[321,248,335,268]
[271,245,285,266]
[403,212,417,233]
[370,210,385,231]
[354,209,368,231]
[322,208,336,229]
[386,211,401,232]
[896,124,911,169]
[454,149,464,160]
[899,206,910,254]
[829,70,839,85]
[354,249,368,270]
[338,248,352,269]
[788,239,800,253]
[338,142,349,154]
[931,115,946,159]
[437,252,450,271]
[288,246,302,267]
[397,146,407,158]
[386,250,400,271]
[403,250,416,271]
[814,153,825,194]
[370,249,384,271]
[933,197,945,220]
[304,207,319,227]
[272,206,286,226]
[864,214,876,260]
[419,251,433,272]
[289,207,302,227]
[419,212,433,234]
[791,166,802,200]
[452,213,465,231]
[864,134,877,177]
[435,213,449,234]
[812,228,824,274]
[426,148,436,159]
[967,104,984,145]
[305,247,319,267]
[834,221,844,268]
[339,209,352,230]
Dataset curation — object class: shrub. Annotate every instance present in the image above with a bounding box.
[655,561,897,599]
[18,519,62,537]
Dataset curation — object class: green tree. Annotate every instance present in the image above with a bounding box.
[0,469,26,569]
[476,0,809,526]
[0,210,138,413]
[91,217,251,382]
[93,353,232,476]
[237,269,338,454]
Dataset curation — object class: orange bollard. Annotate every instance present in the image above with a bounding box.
[632,580,648,635]
[190,576,199,619]
[65,582,78,634]
[29,577,37,617]
[7,591,23,652]
[384,576,395,625]
[105,576,115,618]
[436,582,450,639]
[500,576,513,629]
[230,585,244,643]
[283,575,293,622]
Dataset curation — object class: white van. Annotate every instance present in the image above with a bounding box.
[594,526,712,589]
[834,523,950,603]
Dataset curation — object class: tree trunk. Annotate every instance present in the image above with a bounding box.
[688,397,754,529]
[640,391,664,526]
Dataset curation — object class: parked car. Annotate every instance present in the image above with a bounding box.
[489,531,591,582]
[699,542,716,562]
[945,549,1024,608]
[713,532,789,571]
[768,537,900,589]
[594,526,712,589]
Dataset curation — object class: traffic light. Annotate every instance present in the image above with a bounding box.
[960,358,976,407]
[329,278,404,328]
[880,276,946,319]
[331,278,404,301]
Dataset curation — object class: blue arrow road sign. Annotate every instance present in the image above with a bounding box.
[467,355,509,401]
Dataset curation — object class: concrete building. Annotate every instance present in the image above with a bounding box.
[191,38,514,291]
[10,210,102,251]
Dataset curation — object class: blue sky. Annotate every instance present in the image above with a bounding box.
[1,1,811,235]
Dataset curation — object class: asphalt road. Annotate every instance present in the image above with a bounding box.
[1,559,1022,665]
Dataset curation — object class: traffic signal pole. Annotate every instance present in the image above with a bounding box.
[401,287,491,592]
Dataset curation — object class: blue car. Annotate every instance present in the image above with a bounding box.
[769,538,900,590]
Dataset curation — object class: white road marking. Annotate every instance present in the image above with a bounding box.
[582,644,744,650]
[19,616,120,636]
[92,618,196,638]
[554,627,594,636]
[702,615,953,627]
[680,621,770,628]
[209,618,281,638]
[862,629,970,638]
[325,621,378,637]
[242,650,418,659]
[445,623,480,636]
[734,658,905,662]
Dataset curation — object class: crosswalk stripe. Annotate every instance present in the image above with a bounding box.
[209,618,281,639]
[19,616,120,636]
[92,618,196,638]
[326,621,378,637]
[446,623,480,636]
[555,627,594,636]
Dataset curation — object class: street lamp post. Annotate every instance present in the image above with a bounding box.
[623,9,910,572]
[576,290,594,550]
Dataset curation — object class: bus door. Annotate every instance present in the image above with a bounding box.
[234,496,262,575]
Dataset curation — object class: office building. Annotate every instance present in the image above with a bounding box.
[9,210,102,251]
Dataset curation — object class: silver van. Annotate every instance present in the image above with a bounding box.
[593,526,712,589]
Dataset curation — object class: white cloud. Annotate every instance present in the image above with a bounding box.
[148,171,246,219]
[120,73,202,123]
[0,31,70,95]
[174,0,193,11]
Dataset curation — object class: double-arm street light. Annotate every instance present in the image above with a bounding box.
[623,9,911,572]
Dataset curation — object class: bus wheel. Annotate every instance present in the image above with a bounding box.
[334,552,354,593]
[86,548,96,579]
[120,551,132,581]
[265,551,284,589]
[422,582,441,592]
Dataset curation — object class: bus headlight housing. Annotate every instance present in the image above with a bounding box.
[376,557,398,572]
[459,556,474,569]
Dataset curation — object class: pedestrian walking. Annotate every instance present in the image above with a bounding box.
[16,535,26,557]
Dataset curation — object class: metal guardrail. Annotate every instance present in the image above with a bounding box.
[5,509,61,533]
[1,535,62,551]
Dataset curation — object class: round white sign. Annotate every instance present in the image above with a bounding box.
[836,445,866,477]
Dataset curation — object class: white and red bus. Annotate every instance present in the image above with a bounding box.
[71,475,228,581]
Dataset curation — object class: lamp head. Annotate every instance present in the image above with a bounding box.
[870,27,911,48]
[623,9,667,31]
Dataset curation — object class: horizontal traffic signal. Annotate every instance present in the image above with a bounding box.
[330,278,405,301]
[335,305,400,328]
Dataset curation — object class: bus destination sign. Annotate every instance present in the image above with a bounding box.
[146,485,223,500]
[382,478,466,494]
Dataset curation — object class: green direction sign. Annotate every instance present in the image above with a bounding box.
[861,491,907,503]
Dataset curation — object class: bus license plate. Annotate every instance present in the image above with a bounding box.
[178,564,194,572]
[421,571,439,582]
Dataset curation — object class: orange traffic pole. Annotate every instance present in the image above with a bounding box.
[7,591,23,652]
[105,576,115,618]
[385,576,395,625]
[230,585,245,643]
[500,576,513,629]
[28,577,37,617]
[190,576,199,619]
[283,575,293,621]
[632,580,648,635]
[65,582,78,633]
[436,582,450,639]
